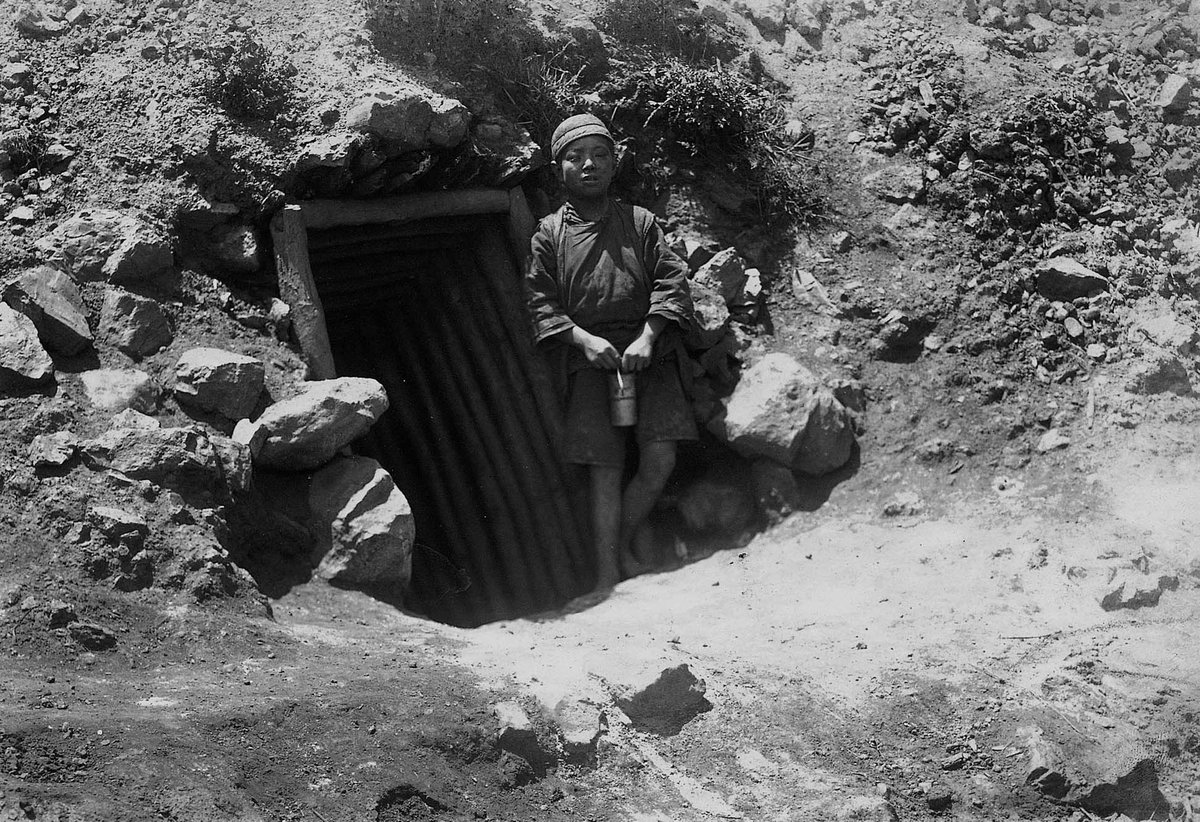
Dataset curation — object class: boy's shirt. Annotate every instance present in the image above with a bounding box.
[526,199,692,360]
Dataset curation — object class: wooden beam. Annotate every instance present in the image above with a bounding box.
[298,189,511,230]
[507,186,536,272]
[270,205,337,380]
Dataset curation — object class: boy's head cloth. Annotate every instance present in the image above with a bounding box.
[551,114,614,161]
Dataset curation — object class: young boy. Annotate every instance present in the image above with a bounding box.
[525,114,697,590]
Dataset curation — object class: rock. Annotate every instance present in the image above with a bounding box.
[733,0,790,35]
[8,206,36,224]
[1134,312,1197,356]
[212,225,262,275]
[750,458,802,522]
[1163,147,1197,190]
[88,506,149,541]
[1034,258,1110,300]
[731,268,763,321]
[685,281,731,349]
[468,118,546,186]
[15,5,68,37]
[675,474,756,534]
[3,266,92,355]
[925,786,953,811]
[28,431,77,467]
[1104,125,1133,164]
[33,209,174,289]
[612,664,712,736]
[100,289,173,359]
[1022,725,1170,818]
[1124,351,1192,395]
[80,369,158,412]
[794,390,856,476]
[346,89,469,152]
[1155,74,1192,113]
[493,701,547,768]
[108,408,160,430]
[1087,343,1107,360]
[68,622,116,651]
[693,248,748,306]
[239,378,389,470]
[82,426,249,501]
[552,696,603,764]
[0,62,32,88]
[308,456,414,586]
[862,165,925,202]
[174,348,264,420]
[710,354,855,475]
[670,235,715,271]
[1099,571,1177,611]
[1036,428,1070,452]
[0,302,54,387]
[292,133,359,171]
[46,600,76,628]
[883,491,924,517]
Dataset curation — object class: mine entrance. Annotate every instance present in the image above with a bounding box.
[272,191,593,627]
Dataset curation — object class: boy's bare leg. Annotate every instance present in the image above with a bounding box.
[589,464,623,590]
[618,441,676,574]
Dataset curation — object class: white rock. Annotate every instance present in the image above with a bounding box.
[174,347,265,419]
[710,354,855,476]
[0,303,54,387]
[1155,74,1192,113]
[79,369,158,412]
[28,431,78,467]
[308,456,414,585]
[248,377,389,470]
[1036,428,1070,453]
[686,280,731,349]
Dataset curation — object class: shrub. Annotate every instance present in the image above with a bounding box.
[491,52,588,147]
[201,33,296,119]
[1,127,49,174]
[614,59,825,228]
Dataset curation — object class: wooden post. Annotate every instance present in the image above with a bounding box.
[507,186,536,271]
[270,205,337,380]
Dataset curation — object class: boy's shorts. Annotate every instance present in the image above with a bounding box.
[563,355,698,467]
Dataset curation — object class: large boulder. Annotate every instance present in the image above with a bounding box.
[34,209,174,289]
[82,425,250,501]
[709,353,855,476]
[1035,258,1110,300]
[308,456,414,585]
[174,347,265,420]
[100,289,173,359]
[79,368,159,413]
[346,88,470,152]
[236,377,389,471]
[2,266,92,355]
[0,303,54,388]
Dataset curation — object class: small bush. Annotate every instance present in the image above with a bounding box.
[615,59,825,228]
[201,33,296,119]
[491,52,588,147]
[1,127,49,174]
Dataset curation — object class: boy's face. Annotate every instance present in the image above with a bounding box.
[557,135,614,199]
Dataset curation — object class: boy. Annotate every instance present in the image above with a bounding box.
[526,114,697,590]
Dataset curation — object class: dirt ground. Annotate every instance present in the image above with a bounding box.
[2,0,1200,819]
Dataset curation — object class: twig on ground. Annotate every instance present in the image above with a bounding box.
[1000,631,1063,640]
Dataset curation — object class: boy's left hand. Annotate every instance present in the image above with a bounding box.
[621,335,655,372]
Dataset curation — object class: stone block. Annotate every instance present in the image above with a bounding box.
[612,664,712,736]
[1035,258,1110,300]
[174,347,265,420]
[238,377,389,470]
[0,303,54,387]
[2,266,92,355]
[308,455,414,586]
[80,369,159,413]
[100,289,173,359]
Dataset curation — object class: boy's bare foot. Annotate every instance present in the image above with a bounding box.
[618,523,658,579]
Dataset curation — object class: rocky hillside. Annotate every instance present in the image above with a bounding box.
[1,0,1200,818]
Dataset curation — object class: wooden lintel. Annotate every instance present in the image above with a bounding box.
[298,189,512,231]
[270,205,338,380]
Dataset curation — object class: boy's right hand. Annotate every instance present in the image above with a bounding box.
[574,330,620,370]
